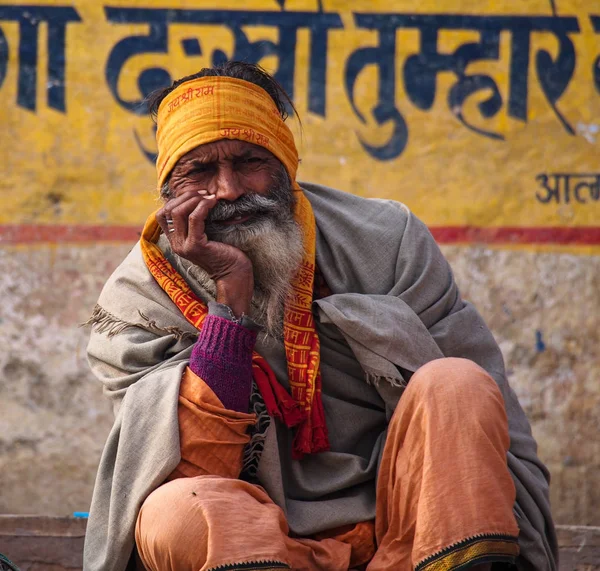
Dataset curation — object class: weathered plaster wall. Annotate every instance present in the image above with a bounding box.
[0,246,119,516]
[446,247,600,526]
[1,245,597,525]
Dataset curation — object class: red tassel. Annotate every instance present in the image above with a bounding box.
[312,393,327,429]
[253,356,305,427]
[310,427,330,454]
[252,361,283,421]
[291,415,330,460]
[253,356,331,459]
[292,420,313,460]
[269,380,305,427]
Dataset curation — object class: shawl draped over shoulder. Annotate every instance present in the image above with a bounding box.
[84,182,557,571]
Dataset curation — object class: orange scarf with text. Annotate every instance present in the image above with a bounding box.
[141,76,328,459]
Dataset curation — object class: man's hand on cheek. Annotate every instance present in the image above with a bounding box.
[156,190,254,318]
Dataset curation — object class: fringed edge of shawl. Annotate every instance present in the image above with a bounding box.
[82,304,198,342]
[363,369,407,389]
[82,304,136,337]
[138,311,198,342]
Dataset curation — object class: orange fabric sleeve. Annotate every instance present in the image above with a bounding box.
[167,367,257,481]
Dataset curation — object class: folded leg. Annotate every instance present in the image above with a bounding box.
[135,474,351,571]
[369,358,520,571]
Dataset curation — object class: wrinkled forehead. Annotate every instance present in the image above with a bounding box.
[173,139,281,168]
[155,76,299,190]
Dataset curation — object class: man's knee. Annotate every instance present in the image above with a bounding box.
[136,476,290,571]
[390,358,511,460]
[406,357,505,417]
[135,477,212,570]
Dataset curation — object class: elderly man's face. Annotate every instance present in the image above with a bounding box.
[169,139,282,201]
[166,138,302,338]
[167,139,295,240]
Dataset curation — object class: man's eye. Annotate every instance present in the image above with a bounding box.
[241,157,264,165]
[191,164,212,174]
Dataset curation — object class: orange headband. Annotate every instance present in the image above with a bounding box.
[155,76,299,191]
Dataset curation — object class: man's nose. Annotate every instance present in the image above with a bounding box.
[212,165,244,202]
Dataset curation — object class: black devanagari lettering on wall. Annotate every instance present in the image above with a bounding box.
[0,24,7,94]
[104,8,343,117]
[399,15,504,140]
[344,15,409,161]
[591,16,600,95]
[343,13,580,161]
[100,8,584,163]
[536,173,600,203]
[0,5,81,112]
[104,7,342,161]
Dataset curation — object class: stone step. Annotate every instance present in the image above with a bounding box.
[0,516,598,570]
[0,516,85,570]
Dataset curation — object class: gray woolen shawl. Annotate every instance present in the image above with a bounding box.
[84,182,557,571]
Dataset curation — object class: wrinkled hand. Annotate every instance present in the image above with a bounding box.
[156,190,253,317]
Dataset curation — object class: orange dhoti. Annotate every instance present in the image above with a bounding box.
[135,358,519,571]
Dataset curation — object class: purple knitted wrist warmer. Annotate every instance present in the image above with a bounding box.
[189,314,258,412]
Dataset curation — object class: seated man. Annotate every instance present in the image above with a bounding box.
[84,62,556,571]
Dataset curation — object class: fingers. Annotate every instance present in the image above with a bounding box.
[155,190,250,281]
[157,190,210,238]
[157,191,195,236]
[155,204,171,236]
[187,194,217,242]
[170,194,203,238]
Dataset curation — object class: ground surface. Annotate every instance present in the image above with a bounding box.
[0,516,598,571]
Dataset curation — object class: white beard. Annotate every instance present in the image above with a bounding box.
[181,217,304,339]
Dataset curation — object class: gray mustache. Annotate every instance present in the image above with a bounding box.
[206,194,281,222]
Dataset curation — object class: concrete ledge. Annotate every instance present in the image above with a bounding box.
[556,525,600,570]
[0,516,85,570]
[0,516,598,570]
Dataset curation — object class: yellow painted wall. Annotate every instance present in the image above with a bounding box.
[0,0,599,247]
